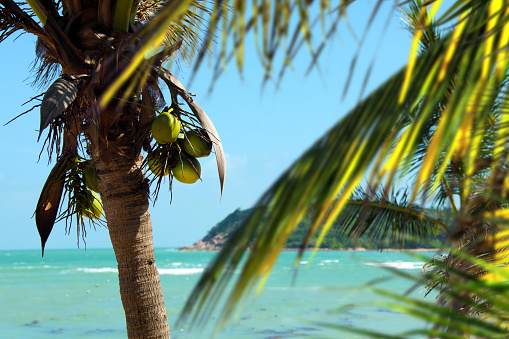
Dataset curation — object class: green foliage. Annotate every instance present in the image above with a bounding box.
[203,208,250,242]
[178,2,509,336]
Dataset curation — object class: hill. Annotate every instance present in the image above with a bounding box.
[179,207,453,251]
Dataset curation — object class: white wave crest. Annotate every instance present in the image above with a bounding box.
[158,268,204,275]
[365,261,425,270]
[77,267,118,273]
[14,265,54,270]
[318,259,341,266]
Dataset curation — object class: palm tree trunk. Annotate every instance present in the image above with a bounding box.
[95,151,170,338]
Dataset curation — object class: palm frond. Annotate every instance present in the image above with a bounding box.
[178,2,509,330]
[106,0,371,90]
[30,37,62,89]
[401,0,441,53]
[99,0,195,107]
[176,32,438,332]
[0,0,62,87]
[0,0,46,42]
[331,187,446,250]
[375,288,508,338]
[135,0,214,68]
[395,244,509,336]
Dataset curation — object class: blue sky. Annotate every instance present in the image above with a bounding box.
[0,2,417,250]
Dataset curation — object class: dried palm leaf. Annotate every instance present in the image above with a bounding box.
[35,154,69,256]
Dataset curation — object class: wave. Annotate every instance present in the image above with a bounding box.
[158,268,204,275]
[76,267,118,273]
[365,261,425,270]
[13,265,55,270]
[318,259,341,266]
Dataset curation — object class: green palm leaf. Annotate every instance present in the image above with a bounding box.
[177,2,509,330]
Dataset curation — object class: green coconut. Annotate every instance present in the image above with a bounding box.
[151,110,181,144]
[147,155,171,177]
[182,129,212,158]
[171,155,201,184]
[83,191,102,219]
[83,164,100,193]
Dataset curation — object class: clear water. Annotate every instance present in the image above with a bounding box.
[0,249,439,338]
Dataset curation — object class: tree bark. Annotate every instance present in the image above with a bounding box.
[95,150,170,338]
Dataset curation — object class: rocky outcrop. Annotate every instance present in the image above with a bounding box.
[178,233,227,251]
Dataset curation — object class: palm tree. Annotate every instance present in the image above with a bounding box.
[0,1,226,337]
[396,2,509,332]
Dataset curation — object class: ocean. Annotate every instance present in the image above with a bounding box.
[1,249,439,338]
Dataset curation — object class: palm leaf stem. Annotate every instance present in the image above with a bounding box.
[25,0,46,25]
[113,0,134,32]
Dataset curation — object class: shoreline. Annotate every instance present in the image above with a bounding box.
[282,247,440,252]
[178,246,441,252]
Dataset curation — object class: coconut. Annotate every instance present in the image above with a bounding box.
[147,155,171,177]
[83,191,102,219]
[83,164,99,193]
[151,110,181,144]
[171,155,201,184]
[182,129,212,158]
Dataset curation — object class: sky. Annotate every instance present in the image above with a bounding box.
[0,1,422,250]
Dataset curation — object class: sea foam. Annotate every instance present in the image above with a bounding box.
[158,268,204,275]
[365,261,425,269]
[77,267,118,273]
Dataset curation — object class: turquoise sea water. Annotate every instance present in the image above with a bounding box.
[1,249,439,338]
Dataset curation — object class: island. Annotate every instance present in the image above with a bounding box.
[179,207,452,251]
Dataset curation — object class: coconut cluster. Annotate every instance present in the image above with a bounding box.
[149,108,213,184]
